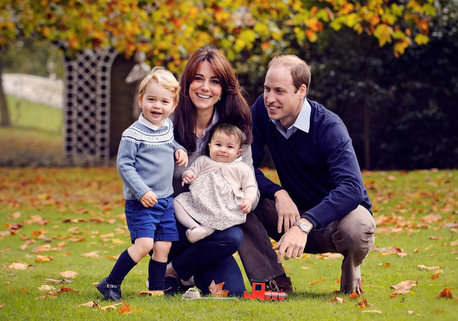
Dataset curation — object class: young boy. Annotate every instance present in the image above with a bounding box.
[97,67,188,301]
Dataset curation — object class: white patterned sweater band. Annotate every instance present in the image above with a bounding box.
[121,119,174,146]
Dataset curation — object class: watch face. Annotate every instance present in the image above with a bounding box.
[300,223,311,233]
[294,221,311,233]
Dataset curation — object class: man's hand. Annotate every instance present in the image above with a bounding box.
[175,149,188,167]
[140,191,158,207]
[274,190,301,233]
[272,218,313,263]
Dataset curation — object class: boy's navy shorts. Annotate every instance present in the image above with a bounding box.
[124,196,179,243]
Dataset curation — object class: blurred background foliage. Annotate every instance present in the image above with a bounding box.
[0,0,457,169]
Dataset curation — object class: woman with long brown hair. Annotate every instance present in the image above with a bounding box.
[165,46,258,296]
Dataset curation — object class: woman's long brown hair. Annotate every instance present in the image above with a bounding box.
[173,46,252,153]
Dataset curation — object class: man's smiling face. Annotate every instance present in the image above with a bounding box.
[263,64,306,129]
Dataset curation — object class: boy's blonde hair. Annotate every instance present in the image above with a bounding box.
[139,66,180,104]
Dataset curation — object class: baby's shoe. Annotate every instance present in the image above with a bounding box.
[97,277,121,301]
[182,287,201,299]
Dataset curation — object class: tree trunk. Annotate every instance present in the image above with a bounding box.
[363,103,371,170]
[0,59,11,127]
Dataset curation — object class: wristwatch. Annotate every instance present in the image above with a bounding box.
[293,220,312,234]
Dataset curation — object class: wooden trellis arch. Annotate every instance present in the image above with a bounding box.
[63,48,118,164]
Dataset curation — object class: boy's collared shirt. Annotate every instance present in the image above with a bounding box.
[270,99,311,139]
[138,113,167,131]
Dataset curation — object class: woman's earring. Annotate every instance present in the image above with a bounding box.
[218,96,221,101]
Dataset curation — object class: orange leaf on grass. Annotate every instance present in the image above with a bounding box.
[349,290,361,300]
[32,244,51,253]
[81,251,99,258]
[35,255,53,263]
[328,296,346,304]
[53,286,79,295]
[431,271,443,279]
[4,261,32,270]
[362,310,382,314]
[19,240,35,251]
[36,295,58,300]
[100,302,122,311]
[390,280,417,297]
[437,288,453,299]
[38,285,55,291]
[418,264,441,270]
[208,280,228,297]
[45,278,73,284]
[308,278,327,286]
[138,290,164,296]
[357,298,372,308]
[60,271,78,279]
[118,301,132,315]
[77,301,100,308]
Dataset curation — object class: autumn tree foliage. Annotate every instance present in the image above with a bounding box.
[1,0,436,71]
[0,0,436,128]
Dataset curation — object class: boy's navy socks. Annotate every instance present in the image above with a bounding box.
[148,259,167,290]
[106,250,137,285]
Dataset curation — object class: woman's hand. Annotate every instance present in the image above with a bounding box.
[175,149,188,167]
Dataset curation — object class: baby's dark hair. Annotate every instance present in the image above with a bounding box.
[210,123,243,148]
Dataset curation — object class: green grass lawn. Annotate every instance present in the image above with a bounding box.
[0,168,457,320]
[0,96,64,166]
[6,95,63,134]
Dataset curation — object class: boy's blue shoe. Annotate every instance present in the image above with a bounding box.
[97,278,121,301]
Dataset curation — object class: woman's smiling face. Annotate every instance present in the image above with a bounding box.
[189,60,222,112]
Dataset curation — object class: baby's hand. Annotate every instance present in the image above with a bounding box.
[175,149,188,167]
[140,191,158,207]
[240,198,253,214]
[182,173,196,186]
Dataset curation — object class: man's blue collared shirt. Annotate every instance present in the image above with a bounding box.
[271,99,311,139]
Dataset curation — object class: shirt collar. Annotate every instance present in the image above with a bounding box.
[138,113,169,131]
[294,98,311,133]
[271,99,311,138]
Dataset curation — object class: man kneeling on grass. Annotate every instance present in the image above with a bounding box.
[238,55,376,294]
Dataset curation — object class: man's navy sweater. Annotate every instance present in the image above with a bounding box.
[251,95,372,228]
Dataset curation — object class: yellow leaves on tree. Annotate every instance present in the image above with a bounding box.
[1,0,436,72]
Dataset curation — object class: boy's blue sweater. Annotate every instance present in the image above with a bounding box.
[251,95,372,228]
[117,116,185,201]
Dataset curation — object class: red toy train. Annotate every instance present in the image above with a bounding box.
[243,280,287,301]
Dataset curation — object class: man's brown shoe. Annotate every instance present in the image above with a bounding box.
[266,276,293,293]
